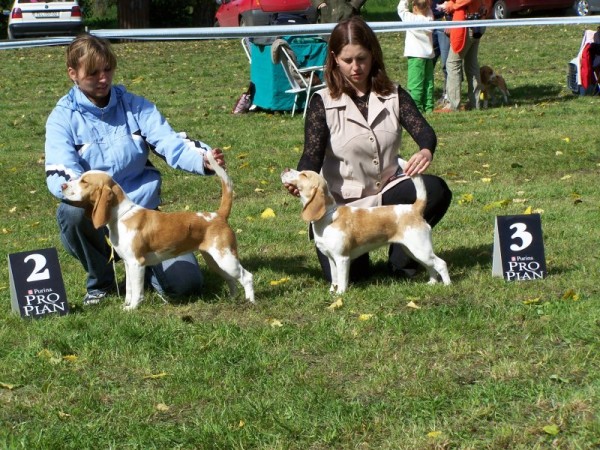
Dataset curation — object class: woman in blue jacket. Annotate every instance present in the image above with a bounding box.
[45,34,226,306]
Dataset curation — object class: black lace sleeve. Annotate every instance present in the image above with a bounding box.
[397,86,437,155]
[297,94,328,172]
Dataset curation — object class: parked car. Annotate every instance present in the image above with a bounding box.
[214,0,317,27]
[491,0,600,19]
[7,0,84,40]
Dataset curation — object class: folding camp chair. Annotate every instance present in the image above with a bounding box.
[279,46,326,117]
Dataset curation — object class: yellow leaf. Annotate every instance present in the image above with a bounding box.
[533,208,544,214]
[222,145,232,151]
[2,228,9,234]
[143,372,168,380]
[427,431,442,438]
[406,301,421,309]
[238,420,246,428]
[562,137,570,143]
[523,206,532,214]
[58,411,71,419]
[543,424,560,435]
[9,206,17,213]
[561,289,579,301]
[254,188,265,193]
[131,76,144,84]
[239,162,250,169]
[269,277,290,286]
[268,318,283,328]
[327,298,344,310]
[37,349,54,359]
[483,199,511,211]
[237,153,249,159]
[522,297,541,305]
[155,403,170,412]
[358,313,373,321]
[481,177,492,183]
[555,150,563,156]
[260,208,276,219]
[512,198,528,204]
[0,382,20,390]
[482,164,490,168]
[298,229,307,235]
[458,193,474,205]
[62,355,78,362]
[560,174,572,180]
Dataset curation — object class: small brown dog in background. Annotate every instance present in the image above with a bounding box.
[480,65,510,108]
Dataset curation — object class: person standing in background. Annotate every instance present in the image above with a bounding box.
[436,0,488,112]
[432,0,452,107]
[397,0,436,114]
[311,0,367,23]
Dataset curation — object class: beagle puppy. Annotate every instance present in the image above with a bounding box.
[281,169,451,294]
[61,152,254,310]
[480,65,510,108]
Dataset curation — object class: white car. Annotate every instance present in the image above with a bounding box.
[8,0,84,40]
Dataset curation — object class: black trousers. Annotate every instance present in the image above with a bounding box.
[315,175,452,282]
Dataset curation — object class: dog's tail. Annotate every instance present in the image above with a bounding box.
[205,150,233,220]
[412,174,427,216]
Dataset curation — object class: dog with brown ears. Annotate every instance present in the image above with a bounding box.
[281,167,451,294]
[480,65,510,108]
[61,151,255,310]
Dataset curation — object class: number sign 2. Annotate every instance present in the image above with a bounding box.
[8,248,70,319]
[492,214,547,281]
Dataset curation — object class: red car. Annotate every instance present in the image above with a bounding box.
[214,0,317,26]
[491,0,599,19]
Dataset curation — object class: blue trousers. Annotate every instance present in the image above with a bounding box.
[57,202,204,297]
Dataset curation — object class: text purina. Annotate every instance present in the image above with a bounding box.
[22,292,66,316]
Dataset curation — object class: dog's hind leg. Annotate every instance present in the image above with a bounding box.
[201,250,255,303]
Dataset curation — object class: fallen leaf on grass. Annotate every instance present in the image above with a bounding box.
[268,318,283,328]
[270,277,289,286]
[62,355,78,362]
[561,289,579,301]
[327,298,343,311]
[427,431,442,438]
[143,372,168,380]
[358,314,373,321]
[523,206,532,214]
[260,208,276,219]
[58,411,71,419]
[458,193,473,205]
[543,424,560,435]
[155,403,170,412]
[560,174,572,180]
[483,199,511,211]
[522,297,541,305]
[406,301,421,309]
[0,381,20,390]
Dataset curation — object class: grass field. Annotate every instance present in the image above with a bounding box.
[1,19,600,449]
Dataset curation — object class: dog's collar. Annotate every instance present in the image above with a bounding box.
[312,206,337,224]
[118,203,137,220]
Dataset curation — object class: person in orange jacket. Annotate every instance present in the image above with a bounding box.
[435,0,490,111]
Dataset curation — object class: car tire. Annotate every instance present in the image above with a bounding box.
[573,0,590,16]
[493,0,510,19]
[239,16,247,26]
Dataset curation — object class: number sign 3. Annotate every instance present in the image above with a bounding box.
[492,214,547,281]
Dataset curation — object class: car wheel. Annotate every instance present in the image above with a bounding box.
[573,0,590,16]
[493,0,510,19]
[239,16,247,26]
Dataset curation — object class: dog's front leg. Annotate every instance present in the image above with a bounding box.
[333,256,351,294]
[123,261,145,311]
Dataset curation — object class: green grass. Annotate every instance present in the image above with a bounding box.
[1,23,600,449]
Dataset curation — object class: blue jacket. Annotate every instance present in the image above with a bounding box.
[45,84,211,209]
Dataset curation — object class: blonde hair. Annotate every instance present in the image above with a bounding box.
[66,34,117,76]
[412,0,430,13]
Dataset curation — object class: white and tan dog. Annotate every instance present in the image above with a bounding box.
[281,168,451,294]
[61,152,254,310]
[480,65,510,108]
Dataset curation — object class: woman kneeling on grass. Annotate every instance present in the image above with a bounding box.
[44,34,226,306]
[284,16,452,282]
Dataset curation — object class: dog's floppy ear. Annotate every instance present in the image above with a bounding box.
[90,184,115,229]
[301,183,327,222]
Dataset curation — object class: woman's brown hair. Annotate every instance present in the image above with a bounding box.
[66,34,117,76]
[325,16,395,99]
